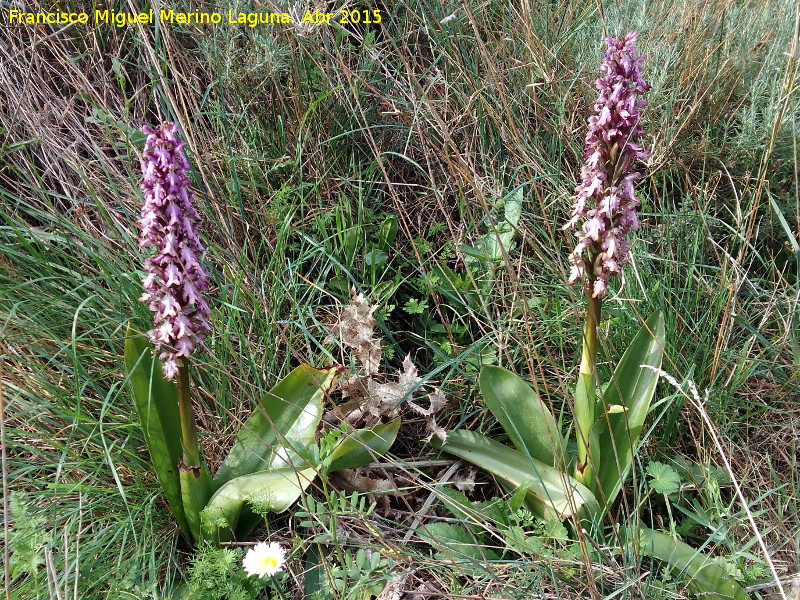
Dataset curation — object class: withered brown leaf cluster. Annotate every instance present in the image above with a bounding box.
[324,291,446,443]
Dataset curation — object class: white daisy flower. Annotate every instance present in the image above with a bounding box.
[242,541,286,578]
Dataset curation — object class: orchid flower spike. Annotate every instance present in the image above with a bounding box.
[138,122,211,379]
[565,32,650,298]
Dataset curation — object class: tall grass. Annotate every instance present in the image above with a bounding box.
[1,0,798,597]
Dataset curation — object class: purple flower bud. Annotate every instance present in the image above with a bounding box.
[565,32,650,298]
[138,122,211,379]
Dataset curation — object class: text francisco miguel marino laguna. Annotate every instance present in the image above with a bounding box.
[6,8,336,27]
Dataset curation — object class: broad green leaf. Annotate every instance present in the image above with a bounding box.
[436,487,477,523]
[417,522,498,561]
[595,311,665,509]
[436,488,507,530]
[637,527,749,600]
[304,544,332,600]
[180,464,212,544]
[377,214,399,251]
[503,186,523,228]
[431,430,598,520]
[123,325,189,538]
[460,243,492,262]
[328,419,401,473]
[479,366,564,467]
[213,365,336,490]
[503,525,547,556]
[507,485,530,512]
[364,249,388,266]
[435,487,503,531]
[203,467,316,542]
[466,186,524,264]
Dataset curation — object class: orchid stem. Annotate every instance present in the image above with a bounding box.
[574,285,601,489]
[176,361,202,467]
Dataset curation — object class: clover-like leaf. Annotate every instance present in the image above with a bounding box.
[647,461,681,495]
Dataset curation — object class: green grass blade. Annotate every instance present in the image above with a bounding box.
[431,429,598,520]
[328,418,401,472]
[212,365,336,490]
[637,527,749,600]
[123,325,190,538]
[479,366,565,467]
[595,311,666,509]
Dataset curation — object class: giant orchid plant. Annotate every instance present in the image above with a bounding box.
[431,33,748,600]
[124,122,399,545]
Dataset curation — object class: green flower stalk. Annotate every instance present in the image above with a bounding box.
[564,32,650,489]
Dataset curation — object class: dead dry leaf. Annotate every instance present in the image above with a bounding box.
[325,291,381,376]
[328,355,426,428]
[412,387,448,443]
[376,572,408,600]
[454,466,478,492]
[407,387,445,417]
[325,294,446,437]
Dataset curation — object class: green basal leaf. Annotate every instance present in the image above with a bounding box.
[203,467,317,543]
[459,243,491,262]
[465,186,524,265]
[508,484,530,513]
[436,487,478,523]
[123,324,189,539]
[304,544,332,600]
[377,214,399,251]
[328,418,401,473]
[364,249,388,266]
[431,430,598,521]
[212,365,337,490]
[417,522,499,562]
[180,464,213,544]
[479,365,564,467]
[435,487,506,532]
[637,527,749,600]
[595,311,665,509]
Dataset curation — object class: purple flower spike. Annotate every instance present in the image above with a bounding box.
[566,32,650,298]
[138,122,210,379]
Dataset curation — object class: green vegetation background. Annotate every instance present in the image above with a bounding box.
[0,0,798,597]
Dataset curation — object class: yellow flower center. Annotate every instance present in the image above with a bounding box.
[258,556,278,572]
